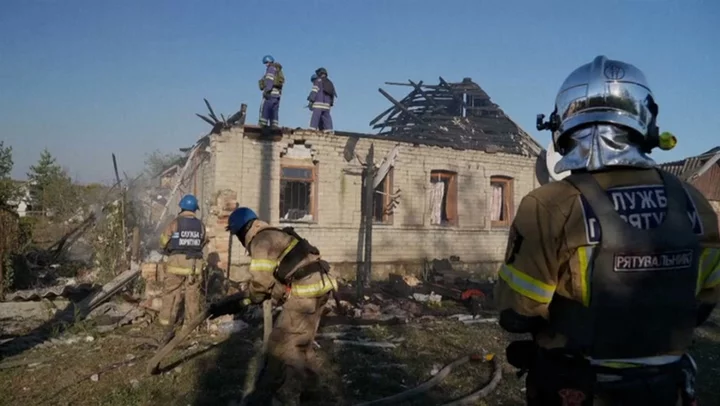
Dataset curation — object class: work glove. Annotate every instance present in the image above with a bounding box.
[263,90,271,99]
[208,298,251,319]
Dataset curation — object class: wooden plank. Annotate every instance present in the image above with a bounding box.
[373,144,400,189]
[438,76,469,109]
[408,80,440,108]
[204,98,220,123]
[377,88,424,124]
[154,145,201,232]
[369,90,417,126]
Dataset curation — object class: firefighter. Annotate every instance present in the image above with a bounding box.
[158,194,209,329]
[308,67,336,134]
[258,55,283,129]
[227,207,338,405]
[496,55,720,405]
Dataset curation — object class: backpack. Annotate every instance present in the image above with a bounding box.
[258,63,285,90]
[273,63,285,88]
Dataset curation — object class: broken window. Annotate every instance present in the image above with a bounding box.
[490,176,514,227]
[280,165,316,222]
[429,170,458,226]
[373,167,394,224]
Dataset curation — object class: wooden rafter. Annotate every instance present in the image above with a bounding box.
[367,77,541,156]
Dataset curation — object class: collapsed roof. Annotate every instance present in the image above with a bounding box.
[369,77,541,156]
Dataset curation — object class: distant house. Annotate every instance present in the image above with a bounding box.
[659,147,720,226]
[6,180,33,217]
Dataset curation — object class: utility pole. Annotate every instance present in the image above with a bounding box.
[358,144,375,300]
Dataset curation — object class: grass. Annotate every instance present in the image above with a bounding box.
[1,308,718,406]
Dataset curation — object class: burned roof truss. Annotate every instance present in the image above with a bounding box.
[195,99,247,135]
[370,77,540,156]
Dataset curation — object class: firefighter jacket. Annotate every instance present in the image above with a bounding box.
[259,64,282,98]
[307,77,335,110]
[243,220,338,304]
[495,168,720,360]
[159,212,208,276]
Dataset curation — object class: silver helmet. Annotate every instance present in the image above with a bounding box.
[537,56,662,172]
[538,55,660,153]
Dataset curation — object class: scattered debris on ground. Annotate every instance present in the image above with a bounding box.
[1,200,718,406]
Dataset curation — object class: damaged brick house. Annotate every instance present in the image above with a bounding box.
[161,77,543,281]
[659,147,720,228]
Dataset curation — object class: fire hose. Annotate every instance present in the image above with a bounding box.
[147,297,502,404]
[149,324,502,405]
[146,292,248,375]
[355,353,502,406]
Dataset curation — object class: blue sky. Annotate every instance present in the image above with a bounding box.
[1,0,718,183]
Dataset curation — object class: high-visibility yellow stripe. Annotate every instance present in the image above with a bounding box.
[705,270,720,288]
[249,259,277,272]
[498,264,556,304]
[291,274,338,297]
[311,86,319,92]
[577,246,593,307]
[278,239,299,263]
[265,74,275,80]
[697,248,720,293]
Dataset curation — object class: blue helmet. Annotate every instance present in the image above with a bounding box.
[310,74,318,83]
[227,207,258,234]
[262,55,274,64]
[179,194,199,212]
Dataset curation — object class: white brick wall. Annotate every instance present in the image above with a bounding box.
[202,127,540,280]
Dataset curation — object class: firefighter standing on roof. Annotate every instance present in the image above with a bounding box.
[227,207,338,405]
[495,55,720,405]
[158,194,209,328]
[308,67,336,133]
[258,54,283,129]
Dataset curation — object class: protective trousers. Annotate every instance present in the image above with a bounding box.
[310,108,333,132]
[243,293,330,406]
[259,96,280,128]
[158,272,202,327]
[524,352,695,406]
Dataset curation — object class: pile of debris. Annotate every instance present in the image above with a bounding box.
[315,258,497,326]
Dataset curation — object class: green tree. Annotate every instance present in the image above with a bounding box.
[0,141,20,206]
[27,149,77,216]
[144,150,183,178]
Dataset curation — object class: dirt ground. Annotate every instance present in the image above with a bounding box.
[1,306,719,406]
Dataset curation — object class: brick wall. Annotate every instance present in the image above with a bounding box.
[199,126,540,281]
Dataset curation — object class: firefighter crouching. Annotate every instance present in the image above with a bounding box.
[495,55,720,405]
[158,194,209,328]
[227,207,338,405]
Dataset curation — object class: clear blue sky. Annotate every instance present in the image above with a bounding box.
[1,0,718,183]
